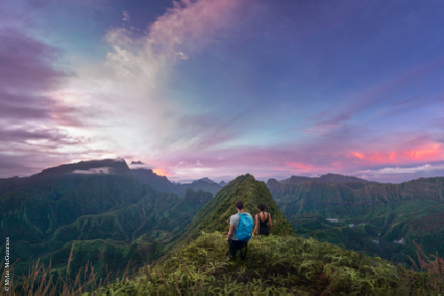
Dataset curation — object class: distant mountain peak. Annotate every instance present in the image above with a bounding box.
[318,173,369,183]
[278,173,370,185]
[115,157,126,163]
[130,169,222,198]
[131,160,144,165]
[192,177,218,185]
[37,159,132,177]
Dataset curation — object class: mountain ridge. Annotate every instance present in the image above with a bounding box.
[176,174,294,246]
[267,175,444,265]
[36,158,132,177]
[130,168,222,197]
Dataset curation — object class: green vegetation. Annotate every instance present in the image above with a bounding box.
[130,232,403,295]
[2,171,444,294]
[176,174,294,246]
[4,232,444,295]
[268,176,444,267]
[183,188,213,204]
[0,170,211,281]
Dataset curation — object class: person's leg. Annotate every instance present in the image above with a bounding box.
[229,240,236,258]
[229,240,244,259]
[240,241,248,260]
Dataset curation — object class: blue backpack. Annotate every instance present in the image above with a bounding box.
[236,213,254,241]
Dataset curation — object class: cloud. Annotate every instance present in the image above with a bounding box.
[148,0,252,56]
[0,28,66,93]
[353,163,444,183]
[123,11,130,23]
[3,0,443,185]
[0,27,97,177]
[66,0,379,172]
[356,164,439,175]
[76,0,268,160]
[391,95,421,106]
[148,129,444,183]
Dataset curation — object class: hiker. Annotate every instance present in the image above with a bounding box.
[226,200,254,260]
[253,203,272,236]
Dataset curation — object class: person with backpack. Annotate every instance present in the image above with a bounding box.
[253,203,272,236]
[226,200,254,260]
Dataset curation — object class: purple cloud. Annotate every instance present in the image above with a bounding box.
[0,27,86,177]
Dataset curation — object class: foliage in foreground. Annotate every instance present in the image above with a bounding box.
[102,232,435,295]
[3,233,444,295]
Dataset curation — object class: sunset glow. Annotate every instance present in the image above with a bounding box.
[152,168,170,177]
[1,0,444,183]
[350,145,443,164]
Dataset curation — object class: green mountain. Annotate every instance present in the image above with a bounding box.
[177,174,294,245]
[268,173,370,192]
[277,173,370,186]
[183,188,213,204]
[267,175,444,266]
[38,158,132,177]
[130,168,178,195]
[94,174,439,294]
[130,168,222,197]
[0,159,210,280]
[3,170,444,294]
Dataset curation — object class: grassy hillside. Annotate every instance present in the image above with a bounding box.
[130,233,403,294]
[87,232,444,295]
[268,176,444,266]
[3,173,444,295]
[176,174,294,245]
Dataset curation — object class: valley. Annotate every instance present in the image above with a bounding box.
[1,159,444,293]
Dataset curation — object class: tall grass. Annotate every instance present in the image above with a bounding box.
[0,242,134,295]
[1,234,444,295]
[398,240,444,294]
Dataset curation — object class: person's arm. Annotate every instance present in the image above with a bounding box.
[227,224,235,244]
[252,214,258,235]
[268,213,272,232]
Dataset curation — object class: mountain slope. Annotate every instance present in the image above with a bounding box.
[0,160,209,280]
[130,168,222,197]
[267,176,444,265]
[130,168,178,195]
[177,174,294,245]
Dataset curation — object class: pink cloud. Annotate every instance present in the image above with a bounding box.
[349,144,443,164]
[148,0,253,56]
[148,130,444,183]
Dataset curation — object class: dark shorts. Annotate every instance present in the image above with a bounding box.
[229,240,247,260]
[259,227,270,236]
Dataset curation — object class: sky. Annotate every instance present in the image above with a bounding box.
[1,0,444,183]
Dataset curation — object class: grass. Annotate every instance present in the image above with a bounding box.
[3,233,444,295]
[0,241,138,295]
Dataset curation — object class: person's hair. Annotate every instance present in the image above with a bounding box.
[235,200,244,210]
[257,203,265,211]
